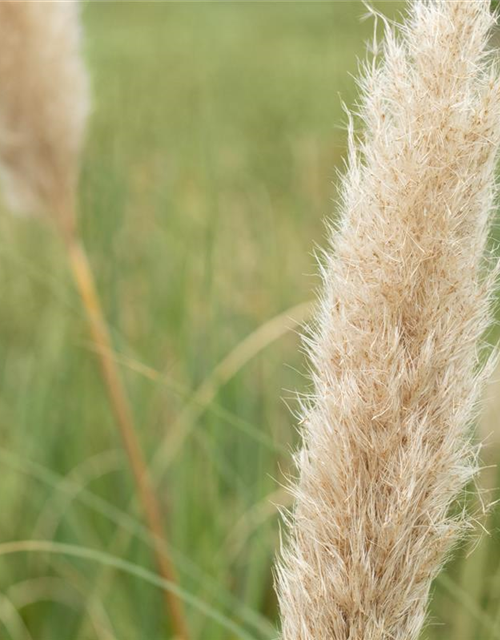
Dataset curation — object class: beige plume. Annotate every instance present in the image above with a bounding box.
[0,3,190,637]
[276,1,500,638]
[0,0,89,233]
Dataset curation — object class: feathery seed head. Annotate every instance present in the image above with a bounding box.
[0,0,89,225]
[276,1,500,639]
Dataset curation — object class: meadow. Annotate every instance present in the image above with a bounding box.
[0,2,499,638]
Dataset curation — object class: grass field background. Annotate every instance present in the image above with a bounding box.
[0,2,499,638]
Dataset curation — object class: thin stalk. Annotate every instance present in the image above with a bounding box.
[59,208,190,640]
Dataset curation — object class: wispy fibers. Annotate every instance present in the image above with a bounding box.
[276,1,500,638]
[0,3,190,637]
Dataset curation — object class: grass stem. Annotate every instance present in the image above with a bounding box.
[62,216,190,640]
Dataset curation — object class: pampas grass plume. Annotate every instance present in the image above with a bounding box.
[0,5,191,637]
[276,1,500,638]
[0,0,89,229]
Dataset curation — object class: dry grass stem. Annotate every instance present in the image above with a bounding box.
[276,1,500,638]
[66,240,190,639]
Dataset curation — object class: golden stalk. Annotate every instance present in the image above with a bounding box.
[60,209,190,640]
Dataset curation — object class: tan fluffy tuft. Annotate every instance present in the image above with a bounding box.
[276,1,500,638]
[0,0,89,218]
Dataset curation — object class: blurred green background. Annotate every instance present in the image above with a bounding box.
[0,2,499,639]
